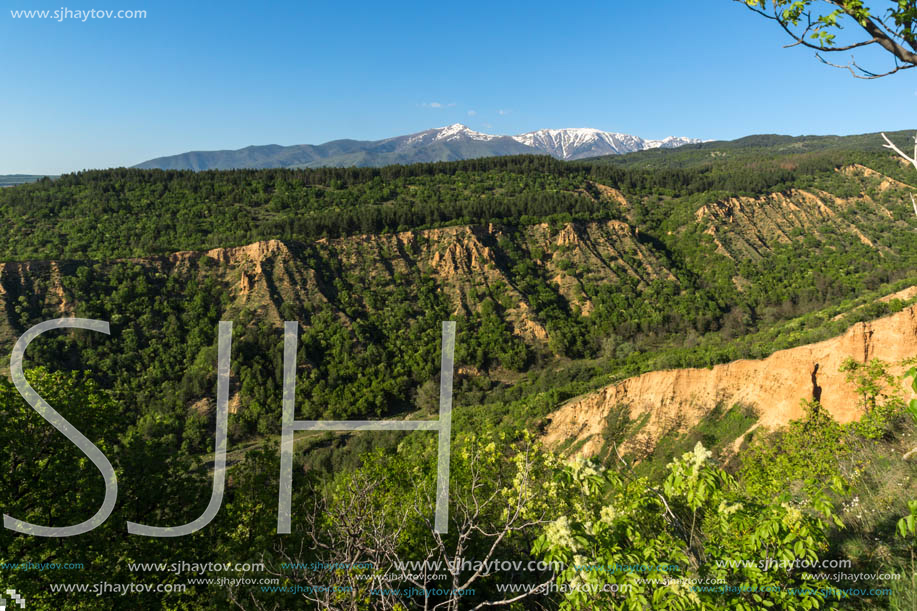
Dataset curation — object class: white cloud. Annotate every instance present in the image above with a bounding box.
[421,102,456,109]
[467,109,477,116]
[497,109,509,116]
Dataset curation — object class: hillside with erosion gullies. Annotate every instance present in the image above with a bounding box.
[544,292,917,459]
[0,218,673,353]
[4,138,917,610]
[2,151,917,440]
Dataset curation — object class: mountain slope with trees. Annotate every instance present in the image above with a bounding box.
[2,140,917,609]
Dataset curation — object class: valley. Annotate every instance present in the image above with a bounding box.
[2,138,917,609]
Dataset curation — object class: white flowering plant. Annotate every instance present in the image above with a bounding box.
[533,442,841,610]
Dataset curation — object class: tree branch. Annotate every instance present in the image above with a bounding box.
[816,53,917,78]
[847,7,917,65]
[734,0,917,78]
[881,133,917,171]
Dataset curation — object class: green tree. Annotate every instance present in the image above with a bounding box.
[0,369,219,610]
[736,0,917,78]
[535,444,841,610]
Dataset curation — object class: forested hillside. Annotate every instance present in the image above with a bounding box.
[3,149,916,429]
[1,144,917,609]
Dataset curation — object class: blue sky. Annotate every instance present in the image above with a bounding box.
[2,0,915,174]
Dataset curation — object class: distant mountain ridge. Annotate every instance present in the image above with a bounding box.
[133,124,704,170]
[0,175,54,187]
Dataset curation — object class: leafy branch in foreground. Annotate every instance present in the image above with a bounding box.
[535,444,842,610]
[234,432,562,611]
[736,0,917,78]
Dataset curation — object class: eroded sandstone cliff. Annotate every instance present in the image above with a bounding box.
[544,302,917,457]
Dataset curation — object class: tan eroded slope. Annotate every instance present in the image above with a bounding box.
[544,304,917,457]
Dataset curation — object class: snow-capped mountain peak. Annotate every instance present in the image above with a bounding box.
[403,125,703,160]
[512,128,703,160]
[433,123,500,142]
[404,123,501,145]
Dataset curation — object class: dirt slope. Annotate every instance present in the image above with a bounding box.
[543,303,917,457]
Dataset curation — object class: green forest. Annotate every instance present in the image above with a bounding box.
[1,140,916,609]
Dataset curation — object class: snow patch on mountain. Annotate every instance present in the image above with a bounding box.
[435,123,500,142]
[512,128,704,160]
[405,123,501,145]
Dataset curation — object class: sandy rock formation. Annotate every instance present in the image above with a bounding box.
[544,304,917,457]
